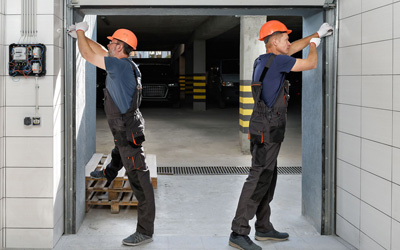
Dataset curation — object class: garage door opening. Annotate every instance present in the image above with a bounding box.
[65,5,336,239]
[93,15,302,168]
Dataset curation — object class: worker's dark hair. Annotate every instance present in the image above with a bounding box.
[264,31,287,44]
[117,39,133,55]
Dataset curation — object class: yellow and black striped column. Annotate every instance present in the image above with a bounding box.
[239,80,254,137]
[192,74,206,111]
[185,75,193,97]
[179,75,186,100]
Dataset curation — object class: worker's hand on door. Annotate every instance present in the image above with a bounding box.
[310,38,321,48]
[317,23,333,38]
[75,21,89,32]
[67,24,77,39]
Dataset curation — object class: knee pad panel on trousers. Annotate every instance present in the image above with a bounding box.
[119,146,147,172]
[252,143,267,166]
[250,169,274,203]
[127,170,146,202]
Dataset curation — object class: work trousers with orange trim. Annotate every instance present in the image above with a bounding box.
[231,140,281,236]
[104,145,155,237]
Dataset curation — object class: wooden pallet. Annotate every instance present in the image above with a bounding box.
[86,191,138,214]
[85,153,158,213]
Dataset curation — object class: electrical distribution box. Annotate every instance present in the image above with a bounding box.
[9,43,46,77]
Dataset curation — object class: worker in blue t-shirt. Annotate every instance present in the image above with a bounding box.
[68,22,154,247]
[229,20,333,250]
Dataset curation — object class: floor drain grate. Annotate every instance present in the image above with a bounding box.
[157,166,302,175]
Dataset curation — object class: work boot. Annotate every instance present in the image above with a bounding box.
[90,169,106,179]
[255,229,289,241]
[122,232,153,246]
[229,232,262,250]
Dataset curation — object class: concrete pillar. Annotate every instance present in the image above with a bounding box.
[239,16,266,152]
[193,40,206,111]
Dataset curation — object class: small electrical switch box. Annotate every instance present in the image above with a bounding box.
[33,47,41,58]
[9,43,46,77]
[24,117,32,126]
[12,47,27,61]
[32,117,41,126]
[32,63,41,73]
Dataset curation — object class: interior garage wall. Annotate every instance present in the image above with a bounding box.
[336,0,400,249]
[1,0,65,248]
[301,11,324,233]
[74,15,97,231]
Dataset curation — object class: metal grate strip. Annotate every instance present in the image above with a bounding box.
[157,166,302,175]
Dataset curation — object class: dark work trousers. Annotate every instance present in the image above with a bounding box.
[231,140,281,235]
[126,166,155,236]
[103,145,155,237]
[231,54,288,236]
[103,146,123,182]
[103,85,155,237]
[120,144,155,237]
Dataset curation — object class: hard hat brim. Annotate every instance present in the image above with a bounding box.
[258,29,293,41]
[107,36,113,41]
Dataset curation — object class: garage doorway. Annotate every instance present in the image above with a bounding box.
[65,5,336,236]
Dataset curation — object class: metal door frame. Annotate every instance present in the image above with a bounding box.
[63,0,338,234]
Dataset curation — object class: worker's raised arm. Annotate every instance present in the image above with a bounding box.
[288,23,333,56]
[76,30,106,70]
[288,33,319,56]
[291,38,319,72]
[71,22,106,70]
[68,22,108,58]
[86,39,108,57]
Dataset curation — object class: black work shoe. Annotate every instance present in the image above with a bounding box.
[229,232,262,250]
[122,232,153,246]
[90,169,106,179]
[255,229,289,241]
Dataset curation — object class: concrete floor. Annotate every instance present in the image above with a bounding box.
[54,102,354,250]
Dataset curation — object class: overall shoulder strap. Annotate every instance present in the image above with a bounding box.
[258,54,276,82]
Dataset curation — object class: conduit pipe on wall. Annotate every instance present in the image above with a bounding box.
[20,0,37,43]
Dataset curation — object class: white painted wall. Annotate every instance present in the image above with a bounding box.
[336,0,400,249]
[1,0,64,248]
[0,1,5,248]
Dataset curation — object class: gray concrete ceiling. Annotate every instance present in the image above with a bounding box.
[96,15,302,52]
[97,15,241,51]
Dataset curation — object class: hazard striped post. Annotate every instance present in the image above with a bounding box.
[185,75,193,96]
[193,74,206,111]
[239,81,254,136]
[179,75,186,100]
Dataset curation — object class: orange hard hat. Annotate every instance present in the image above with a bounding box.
[107,29,138,50]
[259,20,292,41]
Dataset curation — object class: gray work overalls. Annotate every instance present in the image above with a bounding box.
[103,58,155,236]
[232,54,289,235]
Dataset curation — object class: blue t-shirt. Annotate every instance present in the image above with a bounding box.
[253,53,296,108]
[104,57,137,114]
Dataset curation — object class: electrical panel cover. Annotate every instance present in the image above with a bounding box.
[9,43,46,77]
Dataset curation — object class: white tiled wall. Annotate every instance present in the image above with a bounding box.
[337,76,361,106]
[0,0,5,248]
[337,0,400,249]
[2,0,64,248]
[361,139,392,180]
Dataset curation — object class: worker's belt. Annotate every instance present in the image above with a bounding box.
[253,106,286,116]
[106,109,140,120]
